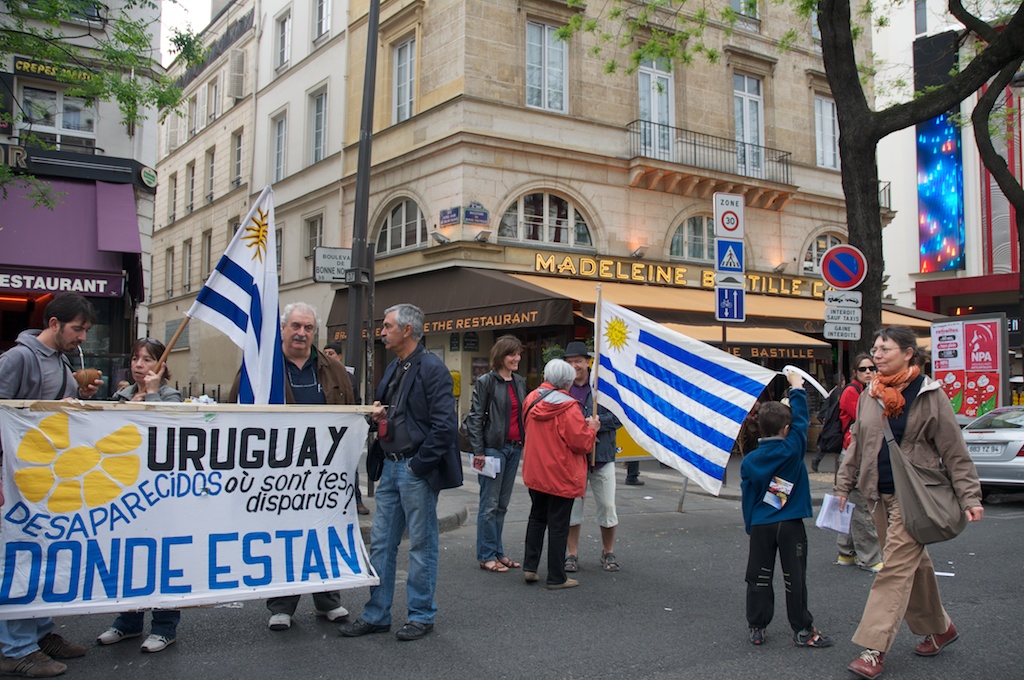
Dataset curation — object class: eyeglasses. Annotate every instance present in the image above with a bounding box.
[871,345,901,356]
[856,366,877,373]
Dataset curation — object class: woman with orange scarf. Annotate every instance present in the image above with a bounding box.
[835,326,983,679]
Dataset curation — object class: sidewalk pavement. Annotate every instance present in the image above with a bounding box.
[357,450,839,538]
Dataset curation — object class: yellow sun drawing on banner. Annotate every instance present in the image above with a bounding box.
[604,316,630,351]
[13,413,142,514]
[242,207,270,263]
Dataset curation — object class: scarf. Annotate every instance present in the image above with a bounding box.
[869,364,920,418]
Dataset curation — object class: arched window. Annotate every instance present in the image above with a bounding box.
[670,215,714,261]
[498,193,593,247]
[803,233,842,274]
[375,199,428,254]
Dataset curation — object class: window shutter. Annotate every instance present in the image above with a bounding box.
[196,87,207,132]
[228,50,246,99]
[167,115,179,152]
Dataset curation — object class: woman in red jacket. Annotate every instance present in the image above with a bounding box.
[521,359,599,589]
[835,353,883,572]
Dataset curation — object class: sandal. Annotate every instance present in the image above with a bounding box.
[479,560,509,573]
[564,554,579,573]
[601,552,620,572]
[496,556,521,569]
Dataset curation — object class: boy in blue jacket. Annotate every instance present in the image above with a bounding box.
[740,370,832,648]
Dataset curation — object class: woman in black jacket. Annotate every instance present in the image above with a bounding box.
[467,335,527,572]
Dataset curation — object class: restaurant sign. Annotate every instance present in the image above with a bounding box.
[0,267,124,297]
[534,253,827,299]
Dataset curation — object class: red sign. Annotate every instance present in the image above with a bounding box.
[964,321,999,371]
[820,245,867,291]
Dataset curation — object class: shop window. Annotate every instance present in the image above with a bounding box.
[18,85,96,153]
[803,233,843,274]
[499,192,593,247]
[375,199,428,254]
[670,215,714,262]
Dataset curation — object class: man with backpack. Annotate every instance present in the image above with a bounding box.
[812,373,846,473]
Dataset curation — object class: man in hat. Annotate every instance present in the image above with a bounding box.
[561,341,624,574]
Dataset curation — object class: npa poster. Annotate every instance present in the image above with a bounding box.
[931,317,1005,419]
[0,405,376,619]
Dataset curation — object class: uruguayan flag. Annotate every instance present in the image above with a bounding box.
[186,186,284,404]
[596,299,776,495]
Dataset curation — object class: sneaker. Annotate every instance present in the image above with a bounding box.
[97,627,142,646]
[914,621,958,656]
[338,619,391,637]
[793,626,833,648]
[749,628,766,646]
[848,649,885,679]
[0,650,67,678]
[836,555,857,566]
[863,562,884,574]
[315,606,349,622]
[395,621,433,641]
[140,635,174,653]
[545,578,579,590]
[37,633,85,659]
[268,613,292,631]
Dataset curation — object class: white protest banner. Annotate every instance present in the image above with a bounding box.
[0,403,376,619]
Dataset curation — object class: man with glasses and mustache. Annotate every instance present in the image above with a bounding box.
[0,293,98,677]
[229,301,356,632]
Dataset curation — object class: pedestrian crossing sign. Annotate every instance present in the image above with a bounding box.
[715,238,744,273]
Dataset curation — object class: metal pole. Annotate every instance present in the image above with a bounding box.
[344,0,381,398]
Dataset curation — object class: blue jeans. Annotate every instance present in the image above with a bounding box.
[0,618,53,659]
[360,457,439,626]
[111,610,181,639]
[476,443,522,562]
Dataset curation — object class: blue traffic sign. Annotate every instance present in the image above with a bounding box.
[716,286,745,322]
[715,238,744,273]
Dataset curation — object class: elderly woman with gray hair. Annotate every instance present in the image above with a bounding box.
[520,359,599,589]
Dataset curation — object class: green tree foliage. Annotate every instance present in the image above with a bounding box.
[560,0,1024,350]
[0,0,203,204]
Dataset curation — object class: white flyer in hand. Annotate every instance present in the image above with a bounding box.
[815,493,855,533]
[465,453,501,478]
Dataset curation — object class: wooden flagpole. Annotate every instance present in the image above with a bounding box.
[155,316,191,373]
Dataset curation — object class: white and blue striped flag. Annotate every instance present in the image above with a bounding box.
[186,185,285,404]
[596,299,776,495]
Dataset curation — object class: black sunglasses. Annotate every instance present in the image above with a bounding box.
[856,366,877,373]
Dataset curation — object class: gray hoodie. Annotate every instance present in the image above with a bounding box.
[0,330,77,400]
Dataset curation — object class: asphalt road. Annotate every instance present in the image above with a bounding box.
[41,460,1024,680]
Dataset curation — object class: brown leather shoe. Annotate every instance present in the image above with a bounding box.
[0,650,67,677]
[37,633,86,659]
[848,649,885,679]
[914,621,959,656]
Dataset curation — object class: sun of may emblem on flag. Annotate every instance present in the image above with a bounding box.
[242,207,270,262]
[603,315,630,351]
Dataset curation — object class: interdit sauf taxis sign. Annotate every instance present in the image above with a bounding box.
[0,405,376,619]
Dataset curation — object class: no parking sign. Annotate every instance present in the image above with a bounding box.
[820,245,867,291]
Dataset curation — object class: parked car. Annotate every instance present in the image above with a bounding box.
[962,406,1024,496]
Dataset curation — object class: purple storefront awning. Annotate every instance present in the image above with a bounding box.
[0,178,141,298]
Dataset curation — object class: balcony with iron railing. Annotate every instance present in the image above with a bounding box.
[626,120,796,210]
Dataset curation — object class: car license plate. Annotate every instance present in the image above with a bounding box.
[969,444,1002,455]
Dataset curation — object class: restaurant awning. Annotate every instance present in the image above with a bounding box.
[326,268,576,339]
[662,323,832,361]
[510,274,933,332]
